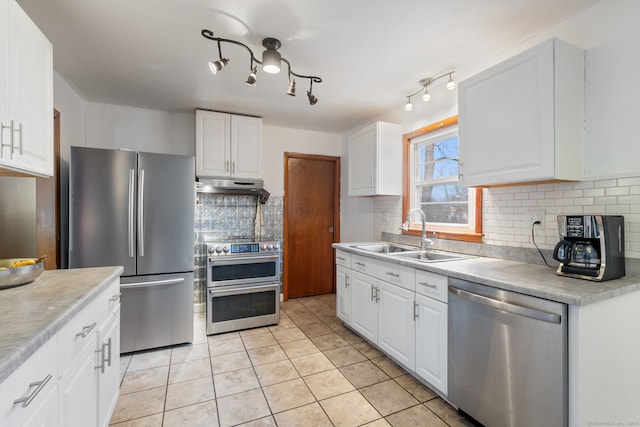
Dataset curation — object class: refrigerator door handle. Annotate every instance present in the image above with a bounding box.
[137,169,145,257]
[128,169,135,258]
[121,278,185,289]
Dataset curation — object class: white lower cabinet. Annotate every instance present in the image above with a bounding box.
[0,336,58,427]
[378,281,416,370]
[335,250,352,324]
[59,337,98,427]
[415,293,448,394]
[0,277,121,427]
[335,249,449,396]
[336,264,351,323]
[97,305,120,427]
[349,270,378,343]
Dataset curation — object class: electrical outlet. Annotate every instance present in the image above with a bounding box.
[528,210,545,226]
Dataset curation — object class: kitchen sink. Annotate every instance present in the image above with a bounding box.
[352,243,418,254]
[388,250,464,262]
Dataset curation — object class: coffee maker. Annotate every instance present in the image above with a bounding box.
[553,215,625,281]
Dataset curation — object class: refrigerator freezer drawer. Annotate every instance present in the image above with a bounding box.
[120,272,194,353]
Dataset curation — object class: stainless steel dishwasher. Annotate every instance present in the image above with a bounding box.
[448,278,567,427]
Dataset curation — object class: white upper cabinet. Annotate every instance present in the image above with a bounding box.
[458,38,584,186]
[348,121,402,196]
[195,109,262,179]
[0,0,53,177]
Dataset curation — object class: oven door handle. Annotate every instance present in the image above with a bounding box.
[208,254,280,264]
[208,283,279,297]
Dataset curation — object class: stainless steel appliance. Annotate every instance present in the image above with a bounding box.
[206,237,280,334]
[552,215,624,281]
[448,278,568,427]
[69,146,195,353]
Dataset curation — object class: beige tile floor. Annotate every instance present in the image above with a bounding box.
[110,293,474,427]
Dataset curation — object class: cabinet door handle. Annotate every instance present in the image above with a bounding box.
[14,122,23,155]
[225,160,230,172]
[109,293,122,302]
[375,287,380,303]
[232,161,236,174]
[386,272,400,278]
[345,275,349,288]
[413,301,419,321]
[104,337,113,369]
[13,374,53,408]
[76,322,97,338]
[370,175,374,189]
[96,347,106,374]
[1,121,12,160]
[370,285,375,301]
[418,281,437,289]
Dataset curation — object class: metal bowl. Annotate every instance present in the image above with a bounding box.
[0,258,46,290]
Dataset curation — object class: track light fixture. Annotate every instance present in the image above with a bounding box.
[404,71,455,111]
[202,29,322,105]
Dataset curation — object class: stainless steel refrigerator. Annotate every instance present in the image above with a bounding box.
[69,146,195,353]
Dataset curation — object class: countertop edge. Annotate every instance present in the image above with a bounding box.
[333,242,640,306]
[0,266,124,384]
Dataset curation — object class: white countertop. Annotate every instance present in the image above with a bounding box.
[0,266,124,383]
[333,242,640,306]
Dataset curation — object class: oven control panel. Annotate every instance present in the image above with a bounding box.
[207,241,281,256]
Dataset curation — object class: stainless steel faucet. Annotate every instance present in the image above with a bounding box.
[401,208,433,251]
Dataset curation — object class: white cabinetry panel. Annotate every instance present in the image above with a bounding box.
[459,38,584,186]
[0,0,53,176]
[196,110,262,179]
[347,121,401,196]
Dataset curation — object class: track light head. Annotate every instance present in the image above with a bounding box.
[307,90,317,105]
[422,88,431,102]
[287,78,296,96]
[404,97,413,111]
[209,58,229,75]
[446,73,456,90]
[245,66,257,87]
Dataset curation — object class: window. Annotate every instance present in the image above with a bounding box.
[402,116,482,242]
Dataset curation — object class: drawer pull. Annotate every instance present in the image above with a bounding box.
[337,256,345,262]
[76,322,97,338]
[13,374,52,408]
[109,293,122,302]
[355,261,366,267]
[419,282,437,289]
[386,272,400,278]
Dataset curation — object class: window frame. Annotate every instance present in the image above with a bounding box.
[402,116,483,243]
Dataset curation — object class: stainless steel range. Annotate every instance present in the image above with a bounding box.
[205,237,281,334]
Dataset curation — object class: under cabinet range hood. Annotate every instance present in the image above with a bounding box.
[196,177,264,195]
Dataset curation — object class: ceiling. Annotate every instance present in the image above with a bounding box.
[17,0,601,134]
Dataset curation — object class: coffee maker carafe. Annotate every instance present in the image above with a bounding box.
[552,215,625,281]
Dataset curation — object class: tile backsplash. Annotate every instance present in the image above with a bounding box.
[193,194,284,304]
[374,176,640,261]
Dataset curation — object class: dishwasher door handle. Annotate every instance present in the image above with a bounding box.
[449,287,561,324]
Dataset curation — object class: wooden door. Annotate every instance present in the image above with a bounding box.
[284,153,339,299]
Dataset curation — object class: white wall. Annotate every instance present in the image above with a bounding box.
[368,0,640,259]
[262,125,342,197]
[84,104,194,156]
